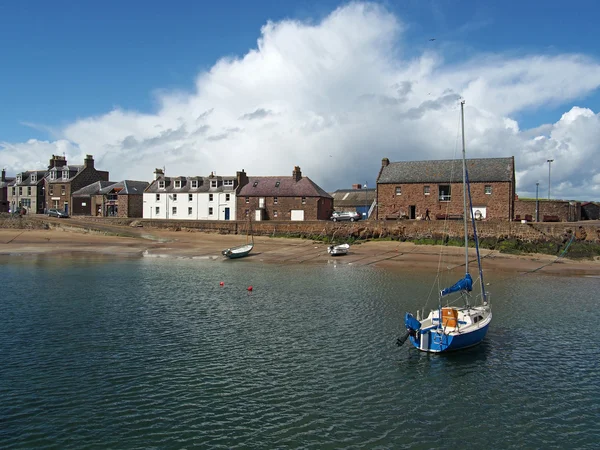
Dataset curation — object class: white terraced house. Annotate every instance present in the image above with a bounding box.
[143,168,248,220]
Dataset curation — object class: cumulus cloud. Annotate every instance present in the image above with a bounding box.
[1,2,600,200]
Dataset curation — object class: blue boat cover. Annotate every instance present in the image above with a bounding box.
[440,273,473,297]
[405,313,421,331]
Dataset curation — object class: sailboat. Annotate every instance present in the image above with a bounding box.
[399,100,492,353]
[222,215,254,259]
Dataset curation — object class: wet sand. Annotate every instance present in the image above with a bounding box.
[1,227,599,277]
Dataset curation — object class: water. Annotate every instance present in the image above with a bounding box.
[1,257,599,449]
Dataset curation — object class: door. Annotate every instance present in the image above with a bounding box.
[64,202,69,215]
[290,210,304,221]
[410,205,416,219]
[224,207,230,220]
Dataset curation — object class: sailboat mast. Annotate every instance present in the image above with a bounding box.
[461,100,468,273]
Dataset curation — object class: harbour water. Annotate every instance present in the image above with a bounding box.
[1,256,599,449]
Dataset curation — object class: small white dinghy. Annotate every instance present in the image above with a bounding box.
[327,243,350,256]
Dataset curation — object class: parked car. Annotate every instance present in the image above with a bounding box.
[330,211,361,222]
[47,209,69,218]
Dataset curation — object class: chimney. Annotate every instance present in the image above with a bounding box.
[48,154,67,170]
[292,165,302,182]
[236,169,248,188]
[352,184,362,190]
[382,158,390,167]
[1,169,5,182]
[84,154,95,169]
[154,168,164,180]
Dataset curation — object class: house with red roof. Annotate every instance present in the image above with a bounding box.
[236,166,333,221]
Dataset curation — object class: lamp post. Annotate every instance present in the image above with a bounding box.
[547,159,554,200]
[364,182,368,219]
[535,182,539,222]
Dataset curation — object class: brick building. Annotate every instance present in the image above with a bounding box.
[0,169,16,213]
[45,155,109,215]
[514,199,581,222]
[237,166,333,221]
[376,157,515,221]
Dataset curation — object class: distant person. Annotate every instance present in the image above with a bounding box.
[425,208,431,221]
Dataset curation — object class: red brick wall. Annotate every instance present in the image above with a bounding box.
[376,181,513,220]
[236,196,333,220]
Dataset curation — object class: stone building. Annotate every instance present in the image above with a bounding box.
[376,157,515,221]
[237,166,333,221]
[7,170,48,214]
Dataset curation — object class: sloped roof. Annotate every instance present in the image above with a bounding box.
[145,175,237,193]
[238,176,332,198]
[48,165,84,183]
[377,157,514,184]
[0,176,15,189]
[72,181,116,196]
[100,180,149,195]
[330,188,376,207]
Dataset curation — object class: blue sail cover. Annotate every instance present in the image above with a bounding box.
[440,273,473,297]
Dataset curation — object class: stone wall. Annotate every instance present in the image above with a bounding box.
[514,199,581,222]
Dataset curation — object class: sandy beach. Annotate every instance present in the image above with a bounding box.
[1,225,599,277]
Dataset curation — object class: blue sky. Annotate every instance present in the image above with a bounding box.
[1,0,600,199]
[2,0,598,142]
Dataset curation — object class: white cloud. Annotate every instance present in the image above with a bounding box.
[2,2,600,200]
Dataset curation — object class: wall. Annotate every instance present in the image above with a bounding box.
[236,196,333,221]
[143,192,237,220]
[514,199,581,222]
[376,181,513,220]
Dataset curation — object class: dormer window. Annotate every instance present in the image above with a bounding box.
[62,170,69,180]
[223,180,234,187]
[16,174,22,183]
[211,180,217,188]
[31,174,37,183]
[50,171,56,181]
[158,180,165,189]
[174,180,181,189]
[191,180,198,189]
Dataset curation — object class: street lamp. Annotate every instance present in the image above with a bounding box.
[547,159,554,200]
[535,182,539,222]
[364,182,368,219]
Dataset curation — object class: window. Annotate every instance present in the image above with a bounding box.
[245,197,249,204]
[424,186,430,195]
[172,194,177,201]
[273,210,278,218]
[274,197,278,205]
[395,187,402,195]
[62,170,69,180]
[209,194,214,202]
[211,180,217,188]
[174,180,181,188]
[158,180,165,189]
[485,185,492,195]
[301,197,306,204]
[245,209,249,216]
[11,187,16,195]
[61,186,65,196]
[155,206,160,215]
[50,171,56,181]
[275,181,280,187]
[253,181,259,187]
[439,185,451,202]
[49,186,53,195]
[208,207,213,215]
[27,187,32,196]
[16,174,22,183]
[191,180,198,188]
[223,180,234,187]
[172,206,177,215]
[156,194,160,201]
[21,198,31,207]
[19,187,22,196]
[188,194,193,202]
[225,194,230,201]
[188,207,193,215]
[31,174,37,183]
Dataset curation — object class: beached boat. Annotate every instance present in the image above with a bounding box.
[398,100,492,353]
[327,243,350,256]
[222,216,254,259]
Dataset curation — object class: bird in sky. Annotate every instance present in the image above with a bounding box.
[429,38,436,41]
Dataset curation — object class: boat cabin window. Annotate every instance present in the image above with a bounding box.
[439,185,451,202]
[473,315,484,323]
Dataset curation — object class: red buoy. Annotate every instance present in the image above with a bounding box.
[247,286,253,292]
[220,281,224,286]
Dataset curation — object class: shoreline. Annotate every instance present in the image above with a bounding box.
[1,228,599,277]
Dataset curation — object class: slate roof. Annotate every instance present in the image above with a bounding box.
[100,180,149,195]
[47,165,84,183]
[8,170,47,186]
[377,157,514,184]
[145,175,237,194]
[72,181,116,197]
[0,176,15,189]
[330,188,376,207]
[238,176,332,198]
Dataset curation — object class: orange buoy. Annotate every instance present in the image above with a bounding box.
[220,281,224,286]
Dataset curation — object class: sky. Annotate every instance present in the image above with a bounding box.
[1,0,600,200]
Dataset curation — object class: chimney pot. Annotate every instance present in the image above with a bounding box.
[382,158,390,167]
